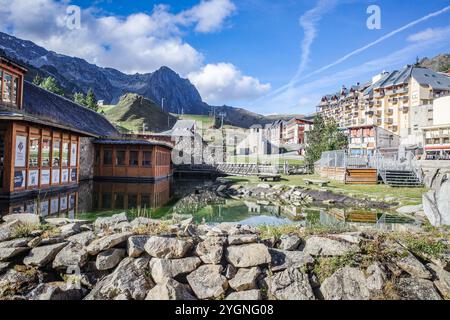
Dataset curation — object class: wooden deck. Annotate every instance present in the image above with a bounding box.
[345,168,378,185]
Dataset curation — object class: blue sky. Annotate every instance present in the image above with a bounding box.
[1,0,450,115]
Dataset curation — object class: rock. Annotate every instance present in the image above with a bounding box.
[0,220,22,242]
[127,236,150,258]
[96,249,126,271]
[0,267,42,296]
[150,257,202,284]
[0,247,29,261]
[395,252,432,279]
[279,234,302,251]
[186,265,228,300]
[67,231,95,247]
[225,264,237,279]
[146,279,196,300]
[45,218,87,226]
[130,217,160,229]
[0,262,9,273]
[396,278,442,300]
[0,237,31,248]
[216,185,227,193]
[320,267,370,300]
[423,183,450,227]
[257,184,271,189]
[85,257,153,300]
[226,290,261,300]
[229,267,260,291]
[329,232,366,245]
[94,212,128,230]
[86,232,132,255]
[27,237,42,248]
[366,262,387,292]
[59,223,82,238]
[226,244,271,268]
[23,242,68,267]
[303,236,358,256]
[269,268,315,300]
[228,234,259,245]
[52,242,89,270]
[269,249,314,272]
[427,263,450,298]
[396,205,423,215]
[144,236,192,259]
[28,282,84,300]
[2,214,40,225]
[195,237,225,264]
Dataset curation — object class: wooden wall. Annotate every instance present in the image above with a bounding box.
[316,166,346,183]
[346,169,378,185]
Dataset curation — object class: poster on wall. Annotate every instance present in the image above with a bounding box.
[62,169,69,183]
[40,200,49,217]
[60,196,68,211]
[14,170,26,189]
[70,168,77,182]
[52,169,60,185]
[41,170,50,185]
[14,136,27,167]
[50,198,59,214]
[71,143,77,166]
[28,170,39,187]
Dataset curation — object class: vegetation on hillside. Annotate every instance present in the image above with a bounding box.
[33,75,64,96]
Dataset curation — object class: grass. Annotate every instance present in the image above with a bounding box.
[393,233,448,259]
[313,251,359,282]
[226,155,305,166]
[177,114,216,129]
[224,174,426,206]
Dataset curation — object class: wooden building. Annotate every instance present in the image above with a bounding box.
[93,139,172,182]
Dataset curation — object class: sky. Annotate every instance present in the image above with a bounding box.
[0,0,450,115]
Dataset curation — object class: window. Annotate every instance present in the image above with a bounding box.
[52,140,61,167]
[12,77,18,105]
[142,151,152,166]
[103,149,113,165]
[42,139,51,167]
[2,73,12,103]
[116,150,126,166]
[29,137,40,168]
[62,142,69,167]
[130,151,139,166]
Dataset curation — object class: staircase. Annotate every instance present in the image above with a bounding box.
[380,169,423,187]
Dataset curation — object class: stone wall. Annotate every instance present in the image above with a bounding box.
[79,137,95,181]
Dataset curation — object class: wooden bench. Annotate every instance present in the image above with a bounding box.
[258,174,281,182]
[304,179,330,187]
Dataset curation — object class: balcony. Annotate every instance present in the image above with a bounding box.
[385,118,394,125]
[365,111,374,116]
[400,106,409,113]
[386,108,394,115]
[374,91,385,98]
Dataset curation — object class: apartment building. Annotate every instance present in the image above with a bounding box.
[347,125,400,156]
[422,96,450,160]
[318,65,450,150]
[265,120,285,147]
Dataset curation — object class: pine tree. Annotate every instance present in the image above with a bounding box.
[73,92,86,106]
[86,88,98,112]
[39,77,64,96]
[32,74,43,86]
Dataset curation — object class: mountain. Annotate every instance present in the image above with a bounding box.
[105,93,178,133]
[0,32,209,115]
[419,54,450,73]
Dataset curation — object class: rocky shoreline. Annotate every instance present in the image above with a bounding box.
[0,212,449,300]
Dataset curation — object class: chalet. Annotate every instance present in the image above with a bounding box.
[0,55,172,199]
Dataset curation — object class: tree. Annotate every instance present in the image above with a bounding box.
[86,88,98,112]
[39,77,64,96]
[305,115,348,170]
[32,74,43,86]
[73,92,86,106]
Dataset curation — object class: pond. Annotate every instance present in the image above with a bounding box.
[0,179,418,230]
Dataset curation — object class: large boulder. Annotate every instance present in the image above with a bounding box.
[320,267,370,300]
[0,238,32,248]
[23,242,68,267]
[146,279,196,300]
[228,234,258,245]
[0,247,29,261]
[27,282,84,300]
[229,267,260,291]
[268,268,315,300]
[67,231,95,247]
[396,278,442,300]
[127,236,150,258]
[278,234,302,251]
[427,263,450,298]
[395,252,432,279]
[303,236,358,257]
[186,265,228,300]
[0,267,42,297]
[52,242,89,270]
[195,237,225,264]
[96,249,126,271]
[85,257,154,300]
[396,205,423,215]
[150,257,202,284]
[366,262,387,293]
[423,177,450,227]
[0,220,22,242]
[226,244,271,268]
[86,232,132,255]
[269,249,314,272]
[93,213,128,230]
[2,214,40,225]
[144,237,192,259]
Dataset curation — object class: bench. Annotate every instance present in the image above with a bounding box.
[304,179,330,187]
[258,174,281,182]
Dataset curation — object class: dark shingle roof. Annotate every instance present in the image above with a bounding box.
[93,138,172,149]
[22,81,119,137]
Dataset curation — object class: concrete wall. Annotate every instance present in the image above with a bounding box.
[401,104,434,147]
[79,137,95,181]
[433,96,450,126]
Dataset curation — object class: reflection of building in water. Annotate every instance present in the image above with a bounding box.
[92,180,171,211]
[245,202,261,214]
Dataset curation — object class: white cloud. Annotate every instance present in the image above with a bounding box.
[188,63,271,105]
[407,26,450,42]
[182,0,236,33]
